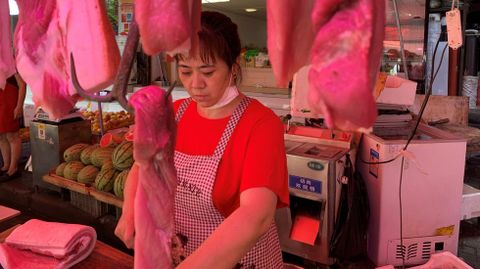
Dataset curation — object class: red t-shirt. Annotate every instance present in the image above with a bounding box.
[174,98,289,217]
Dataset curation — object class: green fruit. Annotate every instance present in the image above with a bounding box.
[80,144,100,165]
[55,162,68,177]
[91,147,114,168]
[112,141,134,170]
[64,144,90,162]
[63,161,85,181]
[114,169,129,199]
[94,168,119,192]
[77,165,99,184]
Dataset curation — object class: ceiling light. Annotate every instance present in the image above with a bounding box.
[245,8,257,12]
[8,0,19,15]
[201,0,230,3]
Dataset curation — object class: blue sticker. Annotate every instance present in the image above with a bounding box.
[369,148,379,178]
[289,175,322,194]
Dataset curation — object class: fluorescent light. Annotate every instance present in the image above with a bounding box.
[201,0,230,3]
[8,0,19,15]
[245,8,257,12]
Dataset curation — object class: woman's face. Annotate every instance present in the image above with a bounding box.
[177,55,232,108]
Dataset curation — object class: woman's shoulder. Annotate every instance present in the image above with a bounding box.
[173,98,193,111]
[243,97,284,130]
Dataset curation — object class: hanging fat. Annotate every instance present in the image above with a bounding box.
[14,0,120,119]
[135,0,201,56]
[308,0,385,131]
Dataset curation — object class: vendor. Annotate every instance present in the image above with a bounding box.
[0,73,26,181]
[172,11,289,268]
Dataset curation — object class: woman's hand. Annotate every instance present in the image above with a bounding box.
[13,105,23,120]
[177,187,277,269]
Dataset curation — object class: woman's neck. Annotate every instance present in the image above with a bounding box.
[197,94,244,119]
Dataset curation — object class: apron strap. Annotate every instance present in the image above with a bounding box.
[175,98,193,123]
[214,97,251,158]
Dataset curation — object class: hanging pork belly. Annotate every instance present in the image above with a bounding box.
[14,0,120,119]
[136,0,201,56]
[267,0,385,131]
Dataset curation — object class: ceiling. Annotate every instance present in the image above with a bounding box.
[202,0,427,25]
[202,0,267,20]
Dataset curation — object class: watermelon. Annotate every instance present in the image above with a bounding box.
[80,144,100,165]
[100,132,124,148]
[64,144,90,162]
[114,169,129,199]
[77,165,99,184]
[112,141,133,170]
[91,147,114,168]
[63,161,85,181]
[95,168,119,192]
[101,160,114,171]
[55,162,68,177]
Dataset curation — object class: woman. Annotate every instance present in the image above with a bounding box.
[0,73,26,181]
[173,11,289,268]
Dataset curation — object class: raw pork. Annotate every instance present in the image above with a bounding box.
[0,219,96,269]
[266,0,341,88]
[115,162,139,249]
[0,0,16,89]
[14,0,120,119]
[135,0,201,56]
[116,86,177,268]
[308,0,385,131]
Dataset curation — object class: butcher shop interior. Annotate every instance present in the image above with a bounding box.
[1,0,480,268]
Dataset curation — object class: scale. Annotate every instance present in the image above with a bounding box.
[30,107,91,191]
[33,107,85,124]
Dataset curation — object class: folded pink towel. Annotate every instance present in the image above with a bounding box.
[0,219,97,269]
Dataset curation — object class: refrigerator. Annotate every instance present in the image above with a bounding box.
[357,123,467,267]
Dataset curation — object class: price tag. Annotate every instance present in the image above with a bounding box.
[446,8,462,49]
[37,124,46,140]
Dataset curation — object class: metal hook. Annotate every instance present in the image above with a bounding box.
[70,14,140,114]
[165,81,177,100]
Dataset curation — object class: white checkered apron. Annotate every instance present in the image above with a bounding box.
[174,97,284,268]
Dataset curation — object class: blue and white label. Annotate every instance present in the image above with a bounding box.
[289,175,322,194]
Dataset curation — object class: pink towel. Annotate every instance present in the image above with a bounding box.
[0,219,97,269]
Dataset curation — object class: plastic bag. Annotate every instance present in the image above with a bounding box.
[329,154,370,261]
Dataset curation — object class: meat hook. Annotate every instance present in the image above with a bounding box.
[71,15,140,114]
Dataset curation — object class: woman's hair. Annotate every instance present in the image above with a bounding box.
[176,11,242,83]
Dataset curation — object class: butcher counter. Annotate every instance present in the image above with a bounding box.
[0,224,134,269]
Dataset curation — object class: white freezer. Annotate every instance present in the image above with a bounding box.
[358,123,467,267]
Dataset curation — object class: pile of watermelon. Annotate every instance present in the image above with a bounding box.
[54,133,134,199]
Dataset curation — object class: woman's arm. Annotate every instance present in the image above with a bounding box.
[177,187,278,269]
[14,73,26,120]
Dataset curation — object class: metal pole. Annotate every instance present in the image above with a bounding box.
[392,0,410,80]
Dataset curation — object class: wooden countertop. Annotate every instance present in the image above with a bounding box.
[0,225,134,269]
[0,206,20,223]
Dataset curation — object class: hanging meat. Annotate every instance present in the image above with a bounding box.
[136,0,201,56]
[116,85,177,269]
[0,0,16,89]
[308,0,385,131]
[14,0,120,119]
[266,0,385,131]
[266,0,341,88]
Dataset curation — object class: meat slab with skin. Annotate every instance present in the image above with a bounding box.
[14,0,120,119]
[308,0,385,131]
[115,86,177,269]
[266,0,385,131]
[135,0,201,56]
[266,0,317,88]
[0,0,16,90]
[266,0,342,88]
